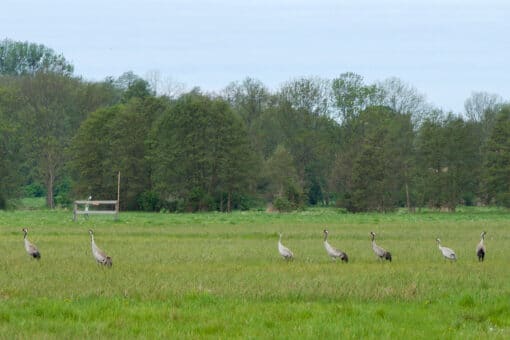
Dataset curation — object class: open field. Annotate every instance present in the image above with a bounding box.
[1,208,509,338]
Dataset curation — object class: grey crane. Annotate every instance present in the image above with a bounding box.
[278,233,294,260]
[22,228,41,260]
[436,238,456,261]
[88,229,112,267]
[323,229,348,262]
[370,232,392,261]
[476,231,486,262]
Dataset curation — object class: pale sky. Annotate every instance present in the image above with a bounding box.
[2,0,509,113]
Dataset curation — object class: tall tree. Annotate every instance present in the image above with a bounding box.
[0,86,26,207]
[0,39,73,76]
[464,92,504,204]
[415,113,481,210]
[15,73,120,208]
[279,76,332,117]
[223,77,271,126]
[347,106,413,212]
[414,114,445,209]
[377,77,430,126]
[485,105,510,207]
[464,91,503,125]
[150,91,257,211]
[272,95,340,206]
[17,73,81,208]
[263,144,304,210]
[71,96,166,210]
[331,72,380,122]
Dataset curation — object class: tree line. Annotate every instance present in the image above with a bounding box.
[1,39,509,212]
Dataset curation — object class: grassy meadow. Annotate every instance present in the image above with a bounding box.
[1,206,509,338]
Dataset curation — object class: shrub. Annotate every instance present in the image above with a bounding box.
[137,191,162,212]
[273,196,294,212]
[24,183,46,197]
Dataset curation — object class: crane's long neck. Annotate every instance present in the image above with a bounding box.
[23,232,27,240]
[372,240,378,252]
[324,233,328,242]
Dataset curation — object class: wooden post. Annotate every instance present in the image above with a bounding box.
[116,171,120,220]
[73,201,77,221]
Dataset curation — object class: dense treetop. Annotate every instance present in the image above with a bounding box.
[0,39,509,211]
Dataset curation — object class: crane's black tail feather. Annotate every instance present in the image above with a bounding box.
[385,252,392,262]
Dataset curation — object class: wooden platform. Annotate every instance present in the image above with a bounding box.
[73,200,119,221]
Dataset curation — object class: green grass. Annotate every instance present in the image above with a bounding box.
[1,208,509,338]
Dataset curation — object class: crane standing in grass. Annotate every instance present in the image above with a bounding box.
[323,229,348,262]
[370,232,392,262]
[278,233,294,260]
[88,229,112,267]
[22,228,41,260]
[476,231,486,262]
[436,238,456,261]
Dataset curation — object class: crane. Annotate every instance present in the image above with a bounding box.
[278,233,294,260]
[22,228,41,260]
[88,229,112,267]
[323,229,348,262]
[476,231,486,262]
[436,238,456,261]
[370,232,392,261]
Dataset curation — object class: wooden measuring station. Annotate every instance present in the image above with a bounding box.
[73,200,119,221]
[73,172,121,221]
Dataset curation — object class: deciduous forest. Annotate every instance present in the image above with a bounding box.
[1,39,509,212]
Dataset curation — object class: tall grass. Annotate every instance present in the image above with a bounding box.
[0,208,509,338]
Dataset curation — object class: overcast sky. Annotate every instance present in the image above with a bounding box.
[2,0,509,113]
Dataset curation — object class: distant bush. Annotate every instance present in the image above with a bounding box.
[273,196,294,212]
[24,183,46,197]
[137,191,162,212]
[54,177,72,207]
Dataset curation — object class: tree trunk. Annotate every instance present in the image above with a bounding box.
[227,191,232,213]
[46,169,55,209]
[405,182,411,212]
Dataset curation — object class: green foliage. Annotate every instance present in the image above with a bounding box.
[136,190,162,212]
[54,176,72,207]
[24,182,46,197]
[263,145,300,195]
[415,114,482,210]
[150,91,257,212]
[485,105,510,207]
[272,196,294,212]
[331,72,380,122]
[0,39,74,76]
[272,186,305,212]
[0,40,509,212]
[279,76,332,117]
[0,86,24,202]
[71,97,166,210]
[341,106,413,212]
[122,78,154,103]
[269,92,341,207]
[0,72,121,208]
[224,77,271,126]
